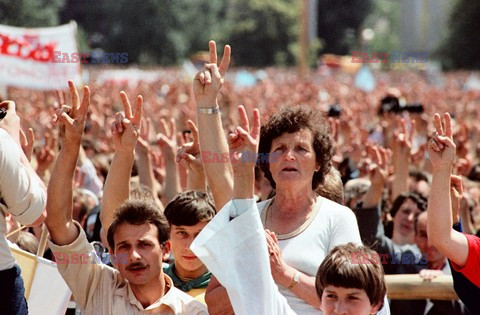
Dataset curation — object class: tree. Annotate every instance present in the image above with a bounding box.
[0,0,65,27]
[317,0,372,55]
[60,0,226,65]
[361,0,400,54]
[439,0,480,69]
[223,0,299,66]
[61,0,299,66]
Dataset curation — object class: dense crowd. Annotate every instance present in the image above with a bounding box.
[1,40,480,315]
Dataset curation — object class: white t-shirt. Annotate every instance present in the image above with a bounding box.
[257,197,362,314]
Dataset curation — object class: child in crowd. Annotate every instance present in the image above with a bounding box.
[316,243,386,315]
[163,190,215,303]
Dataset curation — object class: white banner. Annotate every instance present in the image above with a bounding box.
[0,22,82,90]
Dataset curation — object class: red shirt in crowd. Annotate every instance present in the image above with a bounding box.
[451,234,480,288]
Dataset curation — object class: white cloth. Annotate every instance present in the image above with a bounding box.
[27,255,72,315]
[0,129,46,270]
[192,199,295,315]
[192,198,391,315]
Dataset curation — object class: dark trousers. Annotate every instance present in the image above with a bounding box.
[0,265,28,315]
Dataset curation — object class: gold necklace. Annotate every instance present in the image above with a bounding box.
[266,196,318,238]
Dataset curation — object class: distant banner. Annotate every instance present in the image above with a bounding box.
[0,22,82,90]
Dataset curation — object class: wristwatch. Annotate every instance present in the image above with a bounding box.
[288,271,300,290]
[197,107,220,114]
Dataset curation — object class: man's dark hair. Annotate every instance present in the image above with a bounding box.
[390,192,428,218]
[258,106,333,190]
[164,191,216,226]
[409,169,431,185]
[107,199,169,251]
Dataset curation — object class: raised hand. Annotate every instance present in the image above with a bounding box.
[36,132,57,176]
[111,91,143,152]
[176,120,203,173]
[428,113,456,171]
[193,40,231,107]
[361,144,391,208]
[53,80,90,145]
[365,144,390,186]
[392,116,415,160]
[328,117,343,166]
[228,105,261,170]
[136,117,152,155]
[0,100,22,145]
[156,117,178,160]
[391,116,415,200]
[20,128,35,162]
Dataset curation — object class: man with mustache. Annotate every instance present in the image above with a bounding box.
[45,81,207,314]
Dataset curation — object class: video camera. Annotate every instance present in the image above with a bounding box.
[378,95,424,115]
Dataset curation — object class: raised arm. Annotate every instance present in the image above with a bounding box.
[427,112,469,267]
[177,120,207,191]
[356,145,392,248]
[362,144,390,208]
[100,92,142,236]
[45,81,90,245]
[391,117,414,201]
[135,118,164,210]
[0,101,46,227]
[156,117,182,204]
[194,40,233,210]
[229,105,260,199]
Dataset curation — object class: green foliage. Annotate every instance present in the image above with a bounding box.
[0,0,65,27]
[361,0,400,54]
[224,0,299,66]
[1,0,371,66]
[439,0,480,69]
[61,0,227,65]
[317,0,373,55]
[60,0,300,66]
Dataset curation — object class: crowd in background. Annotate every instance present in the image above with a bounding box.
[2,58,480,314]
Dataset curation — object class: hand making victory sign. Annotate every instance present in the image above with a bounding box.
[53,80,90,145]
[193,40,231,107]
[111,91,143,153]
[428,113,456,171]
[47,80,91,246]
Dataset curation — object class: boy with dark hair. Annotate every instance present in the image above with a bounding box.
[315,243,386,314]
[163,191,216,302]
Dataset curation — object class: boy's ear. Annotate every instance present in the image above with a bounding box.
[162,240,171,261]
[370,302,382,314]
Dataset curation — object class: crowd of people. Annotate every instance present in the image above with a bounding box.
[1,39,480,314]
